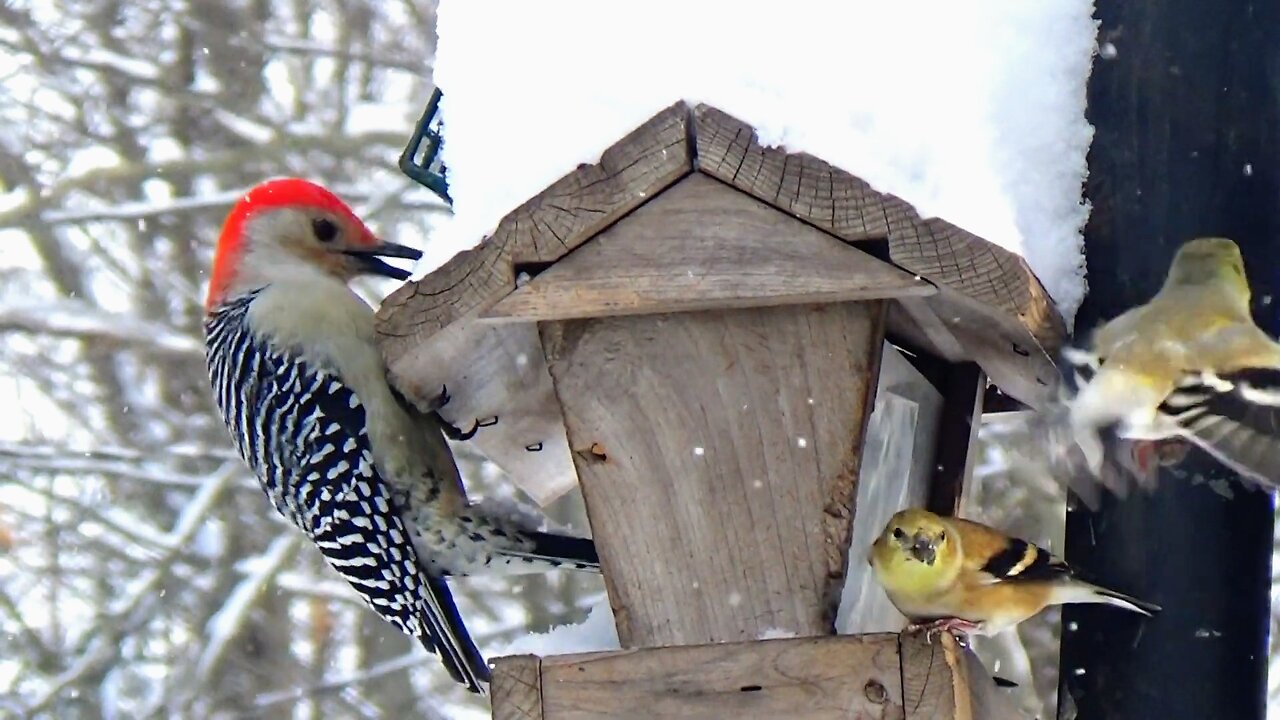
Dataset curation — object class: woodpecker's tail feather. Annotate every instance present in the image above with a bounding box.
[1159,368,1280,489]
[455,498,601,574]
[421,575,491,695]
[480,529,601,574]
[519,530,600,570]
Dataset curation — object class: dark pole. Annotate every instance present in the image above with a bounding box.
[1059,2,1277,719]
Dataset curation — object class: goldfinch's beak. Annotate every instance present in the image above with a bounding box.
[909,534,937,566]
[343,241,423,280]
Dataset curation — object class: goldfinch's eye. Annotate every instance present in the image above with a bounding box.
[892,528,905,540]
[312,217,339,243]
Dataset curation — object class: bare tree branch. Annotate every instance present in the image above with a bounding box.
[250,651,439,716]
[0,300,203,357]
[187,533,301,699]
[21,463,238,715]
[0,3,575,717]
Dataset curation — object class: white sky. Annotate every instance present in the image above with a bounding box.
[427,0,1096,322]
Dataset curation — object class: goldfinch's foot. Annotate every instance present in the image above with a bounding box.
[1154,438,1191,466]
[1129,438,1191,478]
[907,617,979,645]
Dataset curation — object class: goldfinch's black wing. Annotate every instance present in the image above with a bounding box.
[975,536,1073,585]
[1159,368,1280,488]
[970,528,1161,614]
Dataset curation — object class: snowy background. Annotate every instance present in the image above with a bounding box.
[0,3,598,718]
[425,0,1095,321]
[0,1,1278,719]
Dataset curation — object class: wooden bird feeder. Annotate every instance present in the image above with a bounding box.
[376,102,1065,719]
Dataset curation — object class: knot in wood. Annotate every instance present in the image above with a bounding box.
[864,678,889,704]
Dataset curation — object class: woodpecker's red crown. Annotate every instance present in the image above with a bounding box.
[205,178,421,312]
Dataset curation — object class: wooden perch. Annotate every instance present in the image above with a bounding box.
[491,633,1024,720]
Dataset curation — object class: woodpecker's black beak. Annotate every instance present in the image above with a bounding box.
[343,241,423,281]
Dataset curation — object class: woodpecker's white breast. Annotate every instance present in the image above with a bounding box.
[244,272,425,485]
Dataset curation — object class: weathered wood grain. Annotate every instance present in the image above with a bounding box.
[947,317,1055,409]
[377,101,694,365]
[492,654,544,720]
[377,100,1064,512]
[890,297,967,362]
[900,633,1025,720]
[692,104,1064,407]
[376,103,693,505]
[489,633,1023,719]
[900,633,954,718]
[536,635,905,720]
[542,302,885,647]
[383,321,581,505]
[483,174,934,322]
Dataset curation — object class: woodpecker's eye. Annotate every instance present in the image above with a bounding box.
[311,217,339,243]
[892,528,905,541]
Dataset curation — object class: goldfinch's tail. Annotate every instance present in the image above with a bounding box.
[1051,581,1161,616]
[1159,368,1280,489]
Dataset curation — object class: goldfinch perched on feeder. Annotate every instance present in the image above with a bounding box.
[869,508,1158,637]
[1064,236,1280,490]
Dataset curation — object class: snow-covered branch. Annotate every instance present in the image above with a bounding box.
[261,34,428,73]
[1,2,509,716]
[0,440,240,466]
[186,533,302,700]
[0,300,203,357]
[20,463,239,715]
[251,651,433,713]
[0,584,56,669]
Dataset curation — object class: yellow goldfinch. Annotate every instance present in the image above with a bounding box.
[869,508,1158,637]
[1063,236,1280,490]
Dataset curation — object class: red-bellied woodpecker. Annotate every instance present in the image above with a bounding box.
[202,178,599,694]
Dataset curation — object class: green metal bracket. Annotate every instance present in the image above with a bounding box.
[399,87,451,205]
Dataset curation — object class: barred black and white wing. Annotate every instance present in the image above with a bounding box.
[1159,368,1280,488]
[204,295,489,693]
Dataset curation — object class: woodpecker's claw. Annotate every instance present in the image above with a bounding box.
[429,384,499,440]
[429,385,452,411]
[438,414,499,441]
